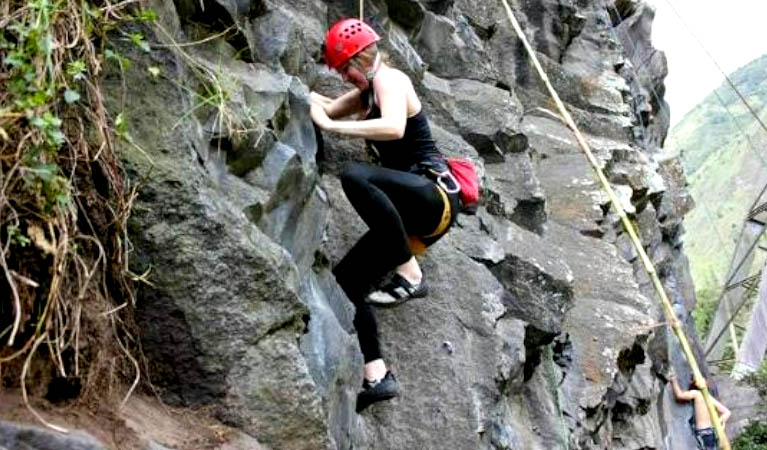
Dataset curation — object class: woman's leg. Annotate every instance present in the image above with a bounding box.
[333,163,445,367]
[332,231,390,370]
[333,230,395,407]
[339,163,444,281]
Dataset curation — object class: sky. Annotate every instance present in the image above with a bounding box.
[648,0,767,126]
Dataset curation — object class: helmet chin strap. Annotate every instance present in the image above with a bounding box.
[365,52,382,84]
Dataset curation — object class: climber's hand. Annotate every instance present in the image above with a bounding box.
[310,91,332,106]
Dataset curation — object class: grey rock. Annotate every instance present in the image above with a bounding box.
[537,151,607,235]
[318,174,368,267]
[656,155,694,231]
[636,202,662,251]
[453,0,501,38]
[221,329,329,450]
[517,0,581,63]
[422,73,523,163]
[418,71,456,127]
[382,0,425,29]
[219,125,276,178]
[239,66,293,123]
[486,216,575,339]
[420,0,453,15]
[413,12,498,82]
[247,6,304,72]
[615,232,638,262]
[449,214,505,264]
[430,123,479,160]
[485,152,547,233]
[379,21,427,82]
[0,422,106,450]
[298,272,364,448]
[612,1,670,147]
[520,357,570,450]
[450,79,523,162]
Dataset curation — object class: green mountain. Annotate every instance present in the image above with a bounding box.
[667,53,767,326]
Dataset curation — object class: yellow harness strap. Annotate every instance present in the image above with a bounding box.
[408,186,451,255]
[424,186,452,238]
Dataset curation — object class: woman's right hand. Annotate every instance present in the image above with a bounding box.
[310,91,333,107]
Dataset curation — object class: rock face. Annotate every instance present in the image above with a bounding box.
[84,0,709,448]
[0,422,106,450]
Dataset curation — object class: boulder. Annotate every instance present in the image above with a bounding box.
[413,12,498,81]
[0,422,106,450]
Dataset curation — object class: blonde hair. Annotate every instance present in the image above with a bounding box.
[348,43,390,77]
[348,43,378,72]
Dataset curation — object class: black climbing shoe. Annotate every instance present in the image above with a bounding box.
[366,273,428,307]
[356,371,400,413]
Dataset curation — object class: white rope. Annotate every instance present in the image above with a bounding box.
[497,1,731,448]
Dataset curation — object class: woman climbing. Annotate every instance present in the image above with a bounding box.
[309,18,460,412]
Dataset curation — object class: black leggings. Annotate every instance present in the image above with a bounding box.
[332,162,455,362]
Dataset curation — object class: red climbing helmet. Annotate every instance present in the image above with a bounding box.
[324,18,381,70]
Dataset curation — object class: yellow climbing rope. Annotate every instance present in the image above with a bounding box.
[497,1,731,449]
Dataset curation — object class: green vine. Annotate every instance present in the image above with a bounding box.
[0,0,151,429]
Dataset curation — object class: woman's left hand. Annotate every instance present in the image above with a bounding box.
[310,102,333,130]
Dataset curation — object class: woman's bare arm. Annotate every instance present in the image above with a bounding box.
[311,89,364,119]
[310,69,408,141]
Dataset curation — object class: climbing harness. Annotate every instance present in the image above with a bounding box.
[423,182,453,238]
[407,175,454,255]
[498,0,731,448]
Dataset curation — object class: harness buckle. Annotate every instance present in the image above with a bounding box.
[430,169,460,195]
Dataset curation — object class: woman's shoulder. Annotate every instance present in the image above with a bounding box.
[375,66,413,87]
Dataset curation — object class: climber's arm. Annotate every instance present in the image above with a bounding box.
[670,374,696,401]
[310,89,363,119]
[713,397,731,426]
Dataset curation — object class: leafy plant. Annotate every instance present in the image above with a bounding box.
[128,32,151,53]
[743,359,767,400]
[133,8,158,22]
[1,0,142,431]
[733,421,767,450]
[7,225,31,248]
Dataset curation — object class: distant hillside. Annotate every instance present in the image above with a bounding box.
[667,53,767,321]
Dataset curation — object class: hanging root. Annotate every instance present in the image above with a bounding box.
[1,0,141,430]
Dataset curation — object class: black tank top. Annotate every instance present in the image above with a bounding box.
[363,90,446,173]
